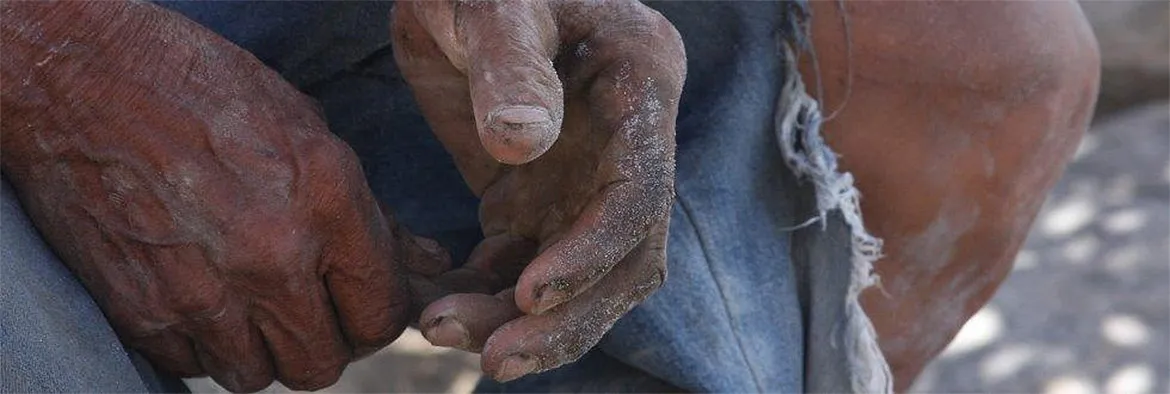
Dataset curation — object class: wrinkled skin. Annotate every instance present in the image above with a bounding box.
[392,0,686,382]
[1,2,446,392]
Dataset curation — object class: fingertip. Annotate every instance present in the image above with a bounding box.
[404,235,452,277]
[513,276,539,314]
[481,105,559,165]
[412,236,446,261]
[513,266,570,315]
[531,295,562,316]
[529,280,572,315]
[491,353,539,382]
[421,293,522,352]
[421,314,471,350]
[343,297,411,354]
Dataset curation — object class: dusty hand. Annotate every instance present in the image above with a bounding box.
[392,0,686,381]
[1,2,444,391]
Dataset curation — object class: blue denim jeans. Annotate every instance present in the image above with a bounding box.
[1,2,891,392]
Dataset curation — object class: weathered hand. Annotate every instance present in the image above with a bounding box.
[1,2,443,391]
[392,0,686,381]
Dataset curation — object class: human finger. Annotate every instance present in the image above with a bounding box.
[418,292,523,352]
[481,232,666,381]
[187,302,276,393]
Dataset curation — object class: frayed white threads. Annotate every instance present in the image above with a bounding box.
[775,41,893,394]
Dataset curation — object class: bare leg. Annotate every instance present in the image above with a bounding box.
[802,1,1101,390]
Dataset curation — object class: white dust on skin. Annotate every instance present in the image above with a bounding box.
[541,60,671,289]
[538,278,653,369]
[206,99,295,205]
[881,192,984,360]
[519,59,673,374]
[574,39,592,60]
[899,196,981,281]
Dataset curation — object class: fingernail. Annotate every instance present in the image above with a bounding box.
[423,316,469,350]
[531,280,570,315]
[414,237,446,259]
[483,105,556,165]
[495,354,539,382]
[491,105,550,126]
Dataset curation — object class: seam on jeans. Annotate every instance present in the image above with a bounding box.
[675,194,766,392]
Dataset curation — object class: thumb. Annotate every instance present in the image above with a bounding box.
[376,200,452,277]
[459,1,564,165]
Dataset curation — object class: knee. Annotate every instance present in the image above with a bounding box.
[803,1,1102,390]
[808,0,1101,121]
[964,1,1101,118]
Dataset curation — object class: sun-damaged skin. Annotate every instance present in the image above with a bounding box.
[1,2,447,392]
[392,0,686,382]
[800,1,1100,390]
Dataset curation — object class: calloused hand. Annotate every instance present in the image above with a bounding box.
[392,0,686,382]
[1,2,446,391]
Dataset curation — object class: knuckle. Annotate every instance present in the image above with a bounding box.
[225,227,311,286]
[648,260,667,292]
[638,176,675,220]
[346,303,410,350]
[333,277,412,348]
[303,134,363,193]
[651,18,687,86]
[170,292,230,321]
[261,251,307,282]
[110,309,176,340]
[222,371,275,393]
[233,260,306,292]
[261,240,308,279]
[639,6,685,53]
[617,3,687,86]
